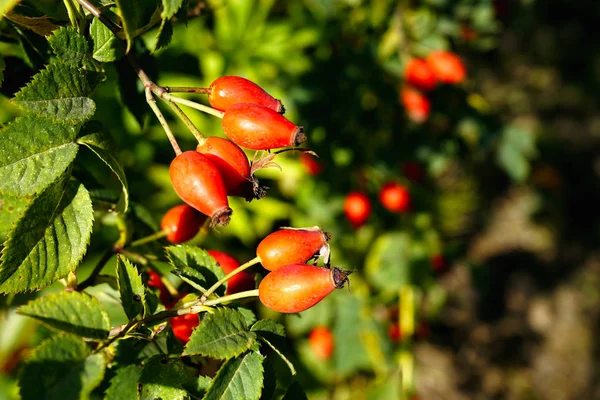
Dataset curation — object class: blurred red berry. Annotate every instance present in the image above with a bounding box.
[431,254,447,272]
[400,86,430,123]
[207,250,255,295]
[300,153,323,176]
[388,323,402,343]
[344,192,371,228]
[402,162,425,183]
[147,270,172,306]
[379,182,410,213]
[426,51,467,84]
[404,58,437,92]
[308,327,334,360]
[169,313,200,343]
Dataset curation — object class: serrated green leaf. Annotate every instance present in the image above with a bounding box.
[281,381,308,400]
[48,26,89,65]
[116,255,145,320]
[105,364,143,400]
[251,319,296,376]
[166,245,225,295]
[138,355,196,400]
[13,61,96,122]
[0,116,79,197]
[114,0,142,53]
[17,291,110,338]
[203,352,264,400]
[19,335,106,400]
[0,53,5,87]
[161,0,184,19]
[184,308,256,359]
[233,306,257,327]
[152,18,173,53]
[0,194,32,242]
[78,121,129,213]
[0,179,94,293]
[90,17,125,62]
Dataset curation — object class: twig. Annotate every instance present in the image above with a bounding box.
[200,256,261,303]
[145,87,182,155]
[164,86,210,94]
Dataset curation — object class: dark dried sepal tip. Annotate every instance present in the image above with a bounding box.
[331,267,352,289]
[293,126,306,146]
[323,231,332,242]
[210,207,233,227]
[276,100,286,114]
[243,176,269,202]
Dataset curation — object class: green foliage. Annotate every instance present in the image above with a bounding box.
[167,245,225,295]
[17,291,111,338]
[0,53,4,87]
[184,308,257,359]
[116,255,145,319]
[105,364,143,400]
[90,18,125,62]
[203,352,264,400]
[18,335,106,400]
[251,319,296,375]
[138,356,196,400]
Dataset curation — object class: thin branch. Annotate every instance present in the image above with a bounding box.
[145,88,182,155]
[164,86,211,94]
[156,90,225,119]
[200,256,261,303]
[166,101,206,143]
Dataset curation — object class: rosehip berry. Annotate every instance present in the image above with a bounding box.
[388,323,402,343]
[426,51,466,84]
[256,227,331,271]
[221,103,305,150]
[379,182,410,213]
[308,327,334,360]
[259,264,350,313]
[169,313,200,343]
[400,86,430,123]
[169,151,232,227]
[146,270,172,306]
[299,153,323,176]
[208,76,284,113]
[160,204,207,243]
[207,250,255,295]
[344,192,371,228]
[430,254,447,272]
[404,58,437,92]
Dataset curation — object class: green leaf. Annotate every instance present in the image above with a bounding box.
[365,372,401,400]
[90,17,125,62]
[0,194,31,242]
[281,381,308,400]
[78,121,129,213]
[18,291,110,338]
[497,125,537,183]
[166,245,225,295]
[105,364,143,400]
[0,180,94,293]
[47,26,95,69]
[138,355,196,400]
[0,53,5,87]
[13,61,96,122]
[184,308,256,359]
[203,352,264,400]
[116,255,145,320]
[365,232,412,293]
[161,0,184,19]
[114,0,142,53]
[251,319,296,376]
[18,335,105,400]
[333,295,372,377]
[0,116,79,197]
[152,18,173,53]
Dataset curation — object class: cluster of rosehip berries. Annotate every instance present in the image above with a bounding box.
[148,226,349,343]
[170,76,306,227]
[400,50,467,123]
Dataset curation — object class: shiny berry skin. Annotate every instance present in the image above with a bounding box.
[426,51,466,84]
[196,137,252,198]
[161,204,207,243]
[169,151,232,227]
[207,250,255,295]
[344,192,371,228]
[400,86,430,123]
[300,153,323,176]
[208,76,284,113]
[257,227,331,271]
[259,264,349,313]
[379,182,410,213]
[221,103,305,150]
[404,58,437,92]
[169,313,200,343]
[308,327,334,360]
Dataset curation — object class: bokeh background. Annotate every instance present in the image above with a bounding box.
[2,0,600,399]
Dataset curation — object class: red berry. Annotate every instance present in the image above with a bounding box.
[379,182,410,213]
[160,204,207,243]
[431,254,447,272]
[256,227,331,271]
[208,76,284,113]
[388,323,402,342]
[299,153,323,176]
[169,151,232,227]
[196,137,252,198]
[400,86,430,123]
[207,250,255,295]
[146,270,172,306]
[308,327,334,360]
[221,103,305,150]
[404,58,437,92]
[169,313,200,343]
[402,162,425,183]
[343,192,371,228]
[426,51,466,84]
[259,264,349,313]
